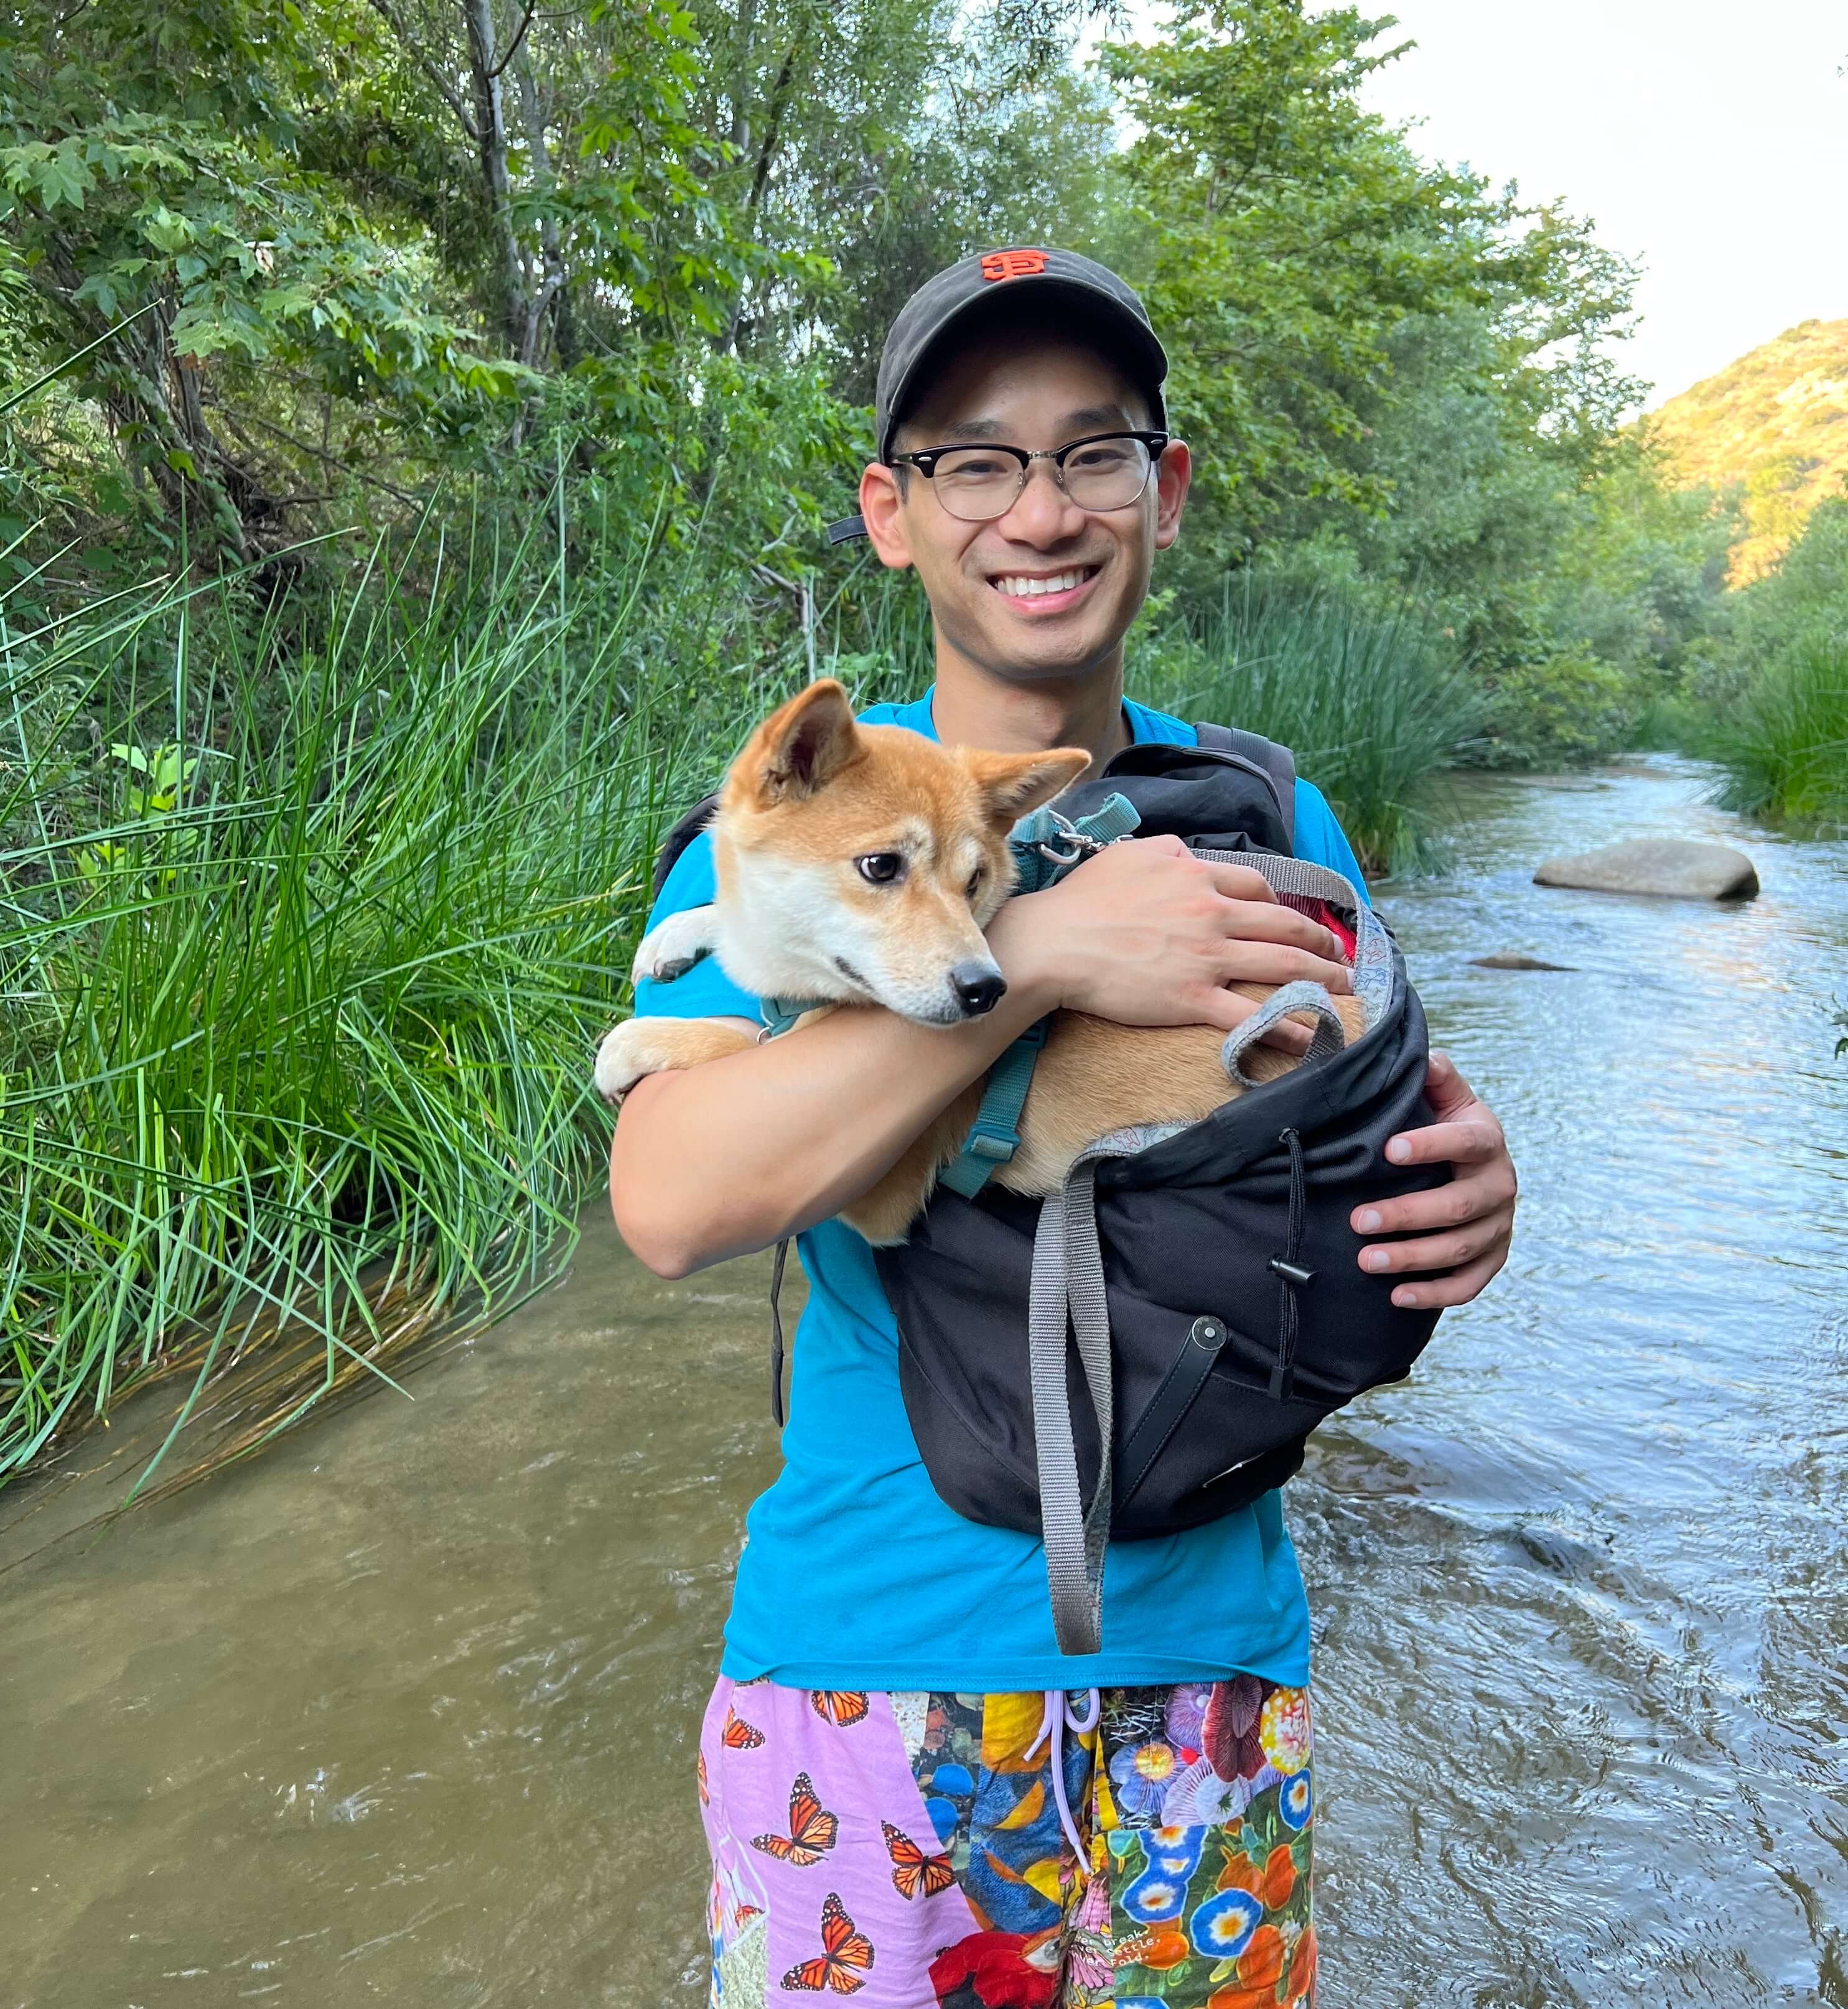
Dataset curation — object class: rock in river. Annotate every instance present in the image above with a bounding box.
[1471,952,1577,971]
[1533,838,1759,900]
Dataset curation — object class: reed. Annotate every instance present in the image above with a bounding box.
[0,515,856,1497]
[1706,639,1848,833]
[1138,579,1486,874]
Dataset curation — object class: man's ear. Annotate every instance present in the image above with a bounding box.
[859,462,914,572]
[742,679,862,804]
[959,746,1091,827]
[1153,438,1192,552]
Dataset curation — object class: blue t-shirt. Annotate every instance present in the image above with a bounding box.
[632,689,1369,1691]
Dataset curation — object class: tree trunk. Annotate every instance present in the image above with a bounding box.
[461,0,531,355]
[512,45,567,370]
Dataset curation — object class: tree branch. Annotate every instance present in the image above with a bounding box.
[231,411,427,508]
[362,0,479,141]
[485,0,538,79]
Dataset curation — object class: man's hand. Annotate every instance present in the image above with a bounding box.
[1350,1051,1517,1310]
[991,834,1352,1046]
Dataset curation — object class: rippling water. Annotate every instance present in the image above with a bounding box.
[3,758,1844,2006]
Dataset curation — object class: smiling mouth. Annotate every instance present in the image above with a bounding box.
[989,564,1100,599]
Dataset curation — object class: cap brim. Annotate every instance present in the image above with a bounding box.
[879,276,1167,462]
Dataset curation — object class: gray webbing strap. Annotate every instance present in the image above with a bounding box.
[1220,981,1349,1087]
[1025,847,1392,1657]
[1030,1156,1115,1656]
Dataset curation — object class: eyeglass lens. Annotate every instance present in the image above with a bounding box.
[931,437,1155,521]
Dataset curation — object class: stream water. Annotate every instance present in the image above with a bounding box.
[4,757,1846,2007]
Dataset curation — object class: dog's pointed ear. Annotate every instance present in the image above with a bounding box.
[746,679,861,804]
[959,745,1091,828]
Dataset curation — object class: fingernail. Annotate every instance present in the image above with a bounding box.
[1355,1208,1382,1232]
[1387,1138,1411,1163]
[1394,1287,1420,1308]
[1363,1249,1392,1272]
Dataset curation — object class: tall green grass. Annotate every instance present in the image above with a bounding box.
[0,520,865,1497]
[1138,579,1486,873]
[1707,638,1848,832]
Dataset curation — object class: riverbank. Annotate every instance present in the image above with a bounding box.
[5,758,1844,2002]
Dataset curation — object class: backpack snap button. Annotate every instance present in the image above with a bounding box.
[1190,1317,1226,1348]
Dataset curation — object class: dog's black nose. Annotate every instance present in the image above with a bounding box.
[949,961,1006,1016]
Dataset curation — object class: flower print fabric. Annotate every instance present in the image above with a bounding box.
[696,1674,1315,2007]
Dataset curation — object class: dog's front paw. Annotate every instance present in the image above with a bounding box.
[592,1015,756,1104]
[630,906,717,986]
[594,1020,686,1102]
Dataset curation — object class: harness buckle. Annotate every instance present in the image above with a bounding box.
[1030,809,1113,868]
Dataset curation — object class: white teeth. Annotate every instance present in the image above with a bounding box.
[995,569,1089,598]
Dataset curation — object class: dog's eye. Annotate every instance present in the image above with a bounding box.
[855,852,905,885]
[965,869,983,900]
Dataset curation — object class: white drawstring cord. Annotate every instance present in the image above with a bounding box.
[1025,1686,1102,1863]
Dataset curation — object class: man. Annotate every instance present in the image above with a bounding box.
[610,249,1516,2006]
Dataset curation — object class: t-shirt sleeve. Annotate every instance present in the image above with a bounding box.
[630,829,763,1023]
[1290,779,1372,907]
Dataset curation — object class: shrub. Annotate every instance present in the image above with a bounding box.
[1706,639,1848,831]
[1137,578,1486,874]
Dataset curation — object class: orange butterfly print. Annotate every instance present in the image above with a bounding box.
[751,1771,840,1867]
[780,1891,875,1995]
[808,1690,870,1729]
[721,1706,766,1750]
[880,1820,954,1901]
[696,1750,711,1804]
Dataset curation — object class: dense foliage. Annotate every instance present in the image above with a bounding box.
[1689,495,1848,831]
[4,0,1732,749]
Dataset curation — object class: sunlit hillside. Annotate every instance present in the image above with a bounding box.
[1650,319,1848,583]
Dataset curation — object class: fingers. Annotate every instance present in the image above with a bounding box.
[1192,895,1345,963]
[1356,1208,1512,1279]
[1422,1049,1477,1120]
[1351,1155,1518,1238]
[1215,940,1354,995]
[1381,1118,1503,1170]
[1389,1248,1509,1311]
[1197,858,1280,903]
[1186,986,1268,1035]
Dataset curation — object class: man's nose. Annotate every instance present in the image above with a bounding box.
[996,460,1086,543]
[948,960,1007,1016]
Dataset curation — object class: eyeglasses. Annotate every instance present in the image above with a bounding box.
[888,430,1170,523]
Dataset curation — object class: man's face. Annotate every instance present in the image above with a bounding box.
[859,331,1190,688]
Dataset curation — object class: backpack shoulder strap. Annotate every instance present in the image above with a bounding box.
[650,791,722,901]
[1193,724,1297,853]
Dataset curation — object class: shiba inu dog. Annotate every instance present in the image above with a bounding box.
[594,679,1365,1243]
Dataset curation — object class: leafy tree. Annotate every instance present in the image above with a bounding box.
[1098,0,1503,552]
[0,0,528,561]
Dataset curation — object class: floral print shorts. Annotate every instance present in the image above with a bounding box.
[697,1674,1316,2007]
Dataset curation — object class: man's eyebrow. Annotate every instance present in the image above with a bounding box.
[913,403,1139,443]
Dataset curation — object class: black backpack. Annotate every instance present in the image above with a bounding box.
[646,726,1447,1654]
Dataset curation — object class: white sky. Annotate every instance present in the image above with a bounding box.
[1355,0,1848,407]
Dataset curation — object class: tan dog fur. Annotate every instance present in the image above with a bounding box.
[595,680,1365,1243]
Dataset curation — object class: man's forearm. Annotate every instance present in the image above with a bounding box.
[608,971,1057,1277]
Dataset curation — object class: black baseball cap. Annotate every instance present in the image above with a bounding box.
[826,246,1169,544]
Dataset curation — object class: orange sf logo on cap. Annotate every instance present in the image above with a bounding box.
[979,248,1048,282]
